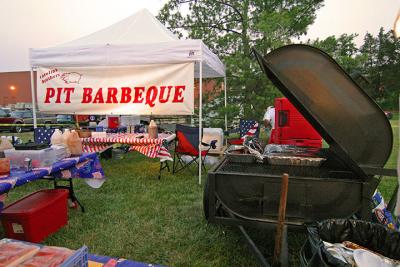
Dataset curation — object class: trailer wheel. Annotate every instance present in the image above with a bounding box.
[203,177,210,221]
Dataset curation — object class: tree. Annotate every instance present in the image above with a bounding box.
[360,28,400,109]
[158,0,324,126]
[310,30,399,110]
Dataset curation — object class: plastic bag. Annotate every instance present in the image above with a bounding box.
[50,129,63,146]
[67,130,83,156]
[300,219,400,267]
[62,129,71,154]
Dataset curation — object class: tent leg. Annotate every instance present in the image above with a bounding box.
[30,68,38,129]
[199,61,203,185]
[224,76,227,132]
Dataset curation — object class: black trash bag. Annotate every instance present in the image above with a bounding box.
[300,219,400,267]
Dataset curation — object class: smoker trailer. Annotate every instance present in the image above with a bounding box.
[203,44,395,266]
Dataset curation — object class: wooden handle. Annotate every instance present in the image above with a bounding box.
[273,173,289,265]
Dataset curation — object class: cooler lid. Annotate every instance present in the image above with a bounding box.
[253,45,393,178]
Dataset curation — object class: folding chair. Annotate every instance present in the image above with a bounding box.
[226,119,260,145]
[172,124,217,174]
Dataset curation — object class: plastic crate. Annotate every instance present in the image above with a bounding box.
[1,189,68,243]
[61,245,89,267]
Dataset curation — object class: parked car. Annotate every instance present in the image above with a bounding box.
[1,108,11,116]
[0,110,57,133]
[56,114,90,125]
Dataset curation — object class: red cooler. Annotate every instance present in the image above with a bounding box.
[272,98,322,148]
[1,189,68,243]
[108,116,120,129]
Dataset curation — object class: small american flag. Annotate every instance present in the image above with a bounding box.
[34,128,55,144]
[240,120,259,141]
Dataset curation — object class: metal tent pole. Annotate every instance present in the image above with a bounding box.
[198,61,203,185]
[30,68,38,129]
[224,75,227,131]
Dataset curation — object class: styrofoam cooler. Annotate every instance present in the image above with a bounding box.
[202,128,224,153]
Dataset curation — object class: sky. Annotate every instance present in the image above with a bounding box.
[0,0,399,72]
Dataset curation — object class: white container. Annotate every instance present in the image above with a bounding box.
[5,148,56,169]
[202,128,224,153]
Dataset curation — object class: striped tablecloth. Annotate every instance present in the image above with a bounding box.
[81,133,175,161]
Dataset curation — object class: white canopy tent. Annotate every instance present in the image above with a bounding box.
[29,8,227,184]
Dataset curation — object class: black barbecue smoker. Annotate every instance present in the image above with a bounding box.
[203,44,396,266]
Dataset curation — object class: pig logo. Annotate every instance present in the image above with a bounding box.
[61,72,82,84]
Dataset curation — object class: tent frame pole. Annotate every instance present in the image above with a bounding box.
[199,61,203,185]
[30,67,38,129]
[224,75,227,131]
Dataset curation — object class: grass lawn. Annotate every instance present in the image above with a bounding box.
[0,117,398,266]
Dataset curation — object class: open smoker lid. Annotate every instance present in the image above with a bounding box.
[254,44,393,178]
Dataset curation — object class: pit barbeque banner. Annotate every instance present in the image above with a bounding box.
[37,63,194,115]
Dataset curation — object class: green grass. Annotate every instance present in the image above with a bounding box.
[0,152,261,266]
[0,117,398,266]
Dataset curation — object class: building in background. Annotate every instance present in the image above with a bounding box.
[0,71,33,107]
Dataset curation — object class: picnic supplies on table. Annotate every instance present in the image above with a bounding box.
[50,129,64,145]
[5,148,57,169]
[62,129,72,154]
[76,129,92,138]
[68,130,83,156]
[0,158,10,175]
[148,120,158,139]
[1,189,68,242]
[0,136,14,154]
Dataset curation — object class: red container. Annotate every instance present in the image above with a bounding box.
[1,189,68,243]
[107,116,119,129]
[272,98,322,148]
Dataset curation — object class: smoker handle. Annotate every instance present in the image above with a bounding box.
[360,166,397,177]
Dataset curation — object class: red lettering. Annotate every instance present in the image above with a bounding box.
[106,87,118,104]
[145,86,158,107]
[133,87,145,103]
[120,87,132,103]
[159,86,172,103]
[44,88,55,103]
[93,88,104,103]
[55,88,62,103]
[82,88,93,103]
[172,85,185,103]
[64,88,75,103]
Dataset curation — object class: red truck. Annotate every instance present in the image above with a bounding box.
[0,109,57,133]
